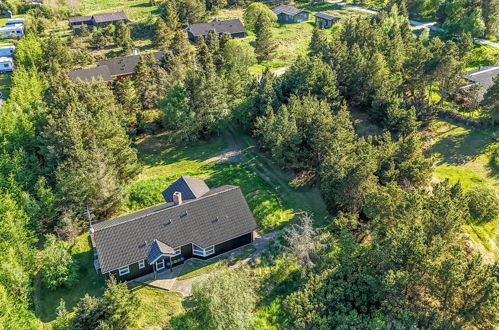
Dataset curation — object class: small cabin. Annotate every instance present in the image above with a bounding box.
[272,5,309,24]
[314,12,339,28]
[0,45,15,57]
[0,57,14,73]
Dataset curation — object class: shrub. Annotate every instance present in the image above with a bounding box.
[40,235,78,290]
[467,185,499,222]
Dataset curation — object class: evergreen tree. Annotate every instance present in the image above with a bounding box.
[243,2,277,30]
[254,13,276,61]
[153,18,171,48]
[113,78,141,126]
[114,21,133,54]
[482,75,499,125]
[160,0,180,30]
[309,27,329,58]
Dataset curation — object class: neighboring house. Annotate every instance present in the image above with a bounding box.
[5,18,25,26]
[96,51,163,79]
[0,24,24,39]
[464,65,499,101]
[187,18,246,42]
[68,11,129,31]
[0,57,14,73]
[272,5,309,24]
[68,66,113,83]
[90,176,258,281]
[0,45,15,57]
[314,12,339,28]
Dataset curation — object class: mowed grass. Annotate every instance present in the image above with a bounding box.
[78,0,159,21]
[128,130,295,232]
[429,119,498,261]
[130,283,184,329]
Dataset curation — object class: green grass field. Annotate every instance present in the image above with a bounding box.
[0,72,12,99]
[429,120,498,261]
[78,0,159,21]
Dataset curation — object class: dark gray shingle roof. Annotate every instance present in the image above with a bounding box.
[68,15,91,24]
[92,184,257,273]
[146,240,176,263]
[97,51,163,77]
[92,11,128,24]
[68,66,112,82]
[162,176,210,203]
[187,19,245,37]
[466,65,499,90]
[272,5,308,16]
[315,12,337,20]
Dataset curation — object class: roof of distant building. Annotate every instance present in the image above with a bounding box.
[272,4,309,16]
[314,12,338,20]
[187,19,246,37]
[68,66,113,82]
[97,51,163,77]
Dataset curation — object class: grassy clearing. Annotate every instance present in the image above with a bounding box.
[429,119,498,260]
[465,43,499,70]
[78,0,159,21]
[130,283,184,329]
[177,244,256,280]
[129,130,297,232]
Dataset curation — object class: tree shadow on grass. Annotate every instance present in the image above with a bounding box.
[134,132,227,167]
[428,122,495,165]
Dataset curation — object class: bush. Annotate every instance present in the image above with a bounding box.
[40,235,78,290]
[467,185,499,222]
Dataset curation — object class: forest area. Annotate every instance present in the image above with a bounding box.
[0,0,498,328]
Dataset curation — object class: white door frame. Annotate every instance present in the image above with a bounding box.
[156,259,165,271]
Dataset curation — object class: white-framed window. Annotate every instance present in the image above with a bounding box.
[192,244,215,257]
[118,266,130,276]
[138,260,145,269]
[174,247,181,256]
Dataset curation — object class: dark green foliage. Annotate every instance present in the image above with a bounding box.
[243,2,277,30]
[153,18,172,48]
[160,0,206,25]
[254,13,276,61]
[72,277,139,329]
[114,21,133,54]
[113,78,141,126]
[42,80,139,220]
[52,299,71,330]
[482,75,499,124]
[466,185,499,221]
[181,270,257,330]
[288,182,499,329]
[39,235,78,290]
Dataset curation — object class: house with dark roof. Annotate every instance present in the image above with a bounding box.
[314,12,339,28]
[68,66,113,83]
[187,18,246,42]
[97,51,164,79]
[68,11,129,31]
[90,176,257,280]
[272,5,309,24]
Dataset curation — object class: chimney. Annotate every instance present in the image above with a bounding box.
[132,48,138,56]
[173,191,182,205]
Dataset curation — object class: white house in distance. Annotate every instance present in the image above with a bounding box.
[0,45,15,57]
[0,24,24,39]
[0,57,14,73]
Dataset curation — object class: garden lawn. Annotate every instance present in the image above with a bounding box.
[130,283,184,329]
[78,0,159,21]
[429,119,498,261]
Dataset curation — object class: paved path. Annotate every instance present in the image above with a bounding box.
[325,0,499,49]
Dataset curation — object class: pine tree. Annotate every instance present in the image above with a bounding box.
[153,18,171,48]
[114,21,133,54]
[482,75,499,125]
[113,78,141,126]
[254,13,276,61]
[160,0,180,30]
[309,28,329,58]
